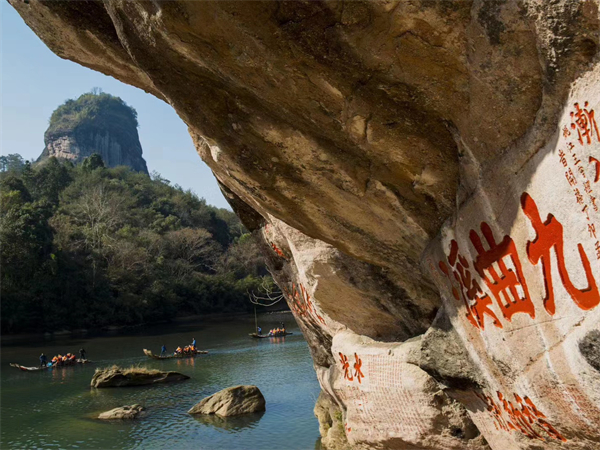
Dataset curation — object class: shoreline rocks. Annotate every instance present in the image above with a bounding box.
[188,385,265,417]
[91,366,189,388]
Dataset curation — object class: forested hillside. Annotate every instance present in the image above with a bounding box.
[0,154,269,333]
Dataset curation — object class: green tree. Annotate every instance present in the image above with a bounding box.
[81,153,105,172]
[0,154,25,173]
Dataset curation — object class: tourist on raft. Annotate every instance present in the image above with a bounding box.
[268,326,286,337]
[174,344,197,356]
[49,353,77,367]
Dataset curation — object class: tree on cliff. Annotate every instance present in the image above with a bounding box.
[0,154,271,333]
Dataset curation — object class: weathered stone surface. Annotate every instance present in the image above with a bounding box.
[314,392,350,450]
[10,1,600,448]
[97,404,145,420]
[91,366,189,388]
[188,385,266,417]
[419,306,483,391]
[580,330,600,372]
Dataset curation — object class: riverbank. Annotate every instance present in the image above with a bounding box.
[1,309,293,346]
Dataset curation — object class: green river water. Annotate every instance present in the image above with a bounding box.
[0,312,323,450]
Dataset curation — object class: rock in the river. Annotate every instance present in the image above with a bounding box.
[98,404,145,420]
[91,366,189,388]
[188,385,266,416]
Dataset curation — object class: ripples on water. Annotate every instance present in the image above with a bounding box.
[1,313,322,450]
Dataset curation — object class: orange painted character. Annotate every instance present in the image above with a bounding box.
[570,101,599,145]
[353,353,364,384]
[590,156,600,183]
[439,240,503,331]
[339,352,353,381]
[521,193,600,313]
[469,222,535,322]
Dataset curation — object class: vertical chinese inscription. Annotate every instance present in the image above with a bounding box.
[476,390,567,442]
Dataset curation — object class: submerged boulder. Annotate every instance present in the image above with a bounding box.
[98,404,145,420]
[188,385,266,417]
[91,366,189,388]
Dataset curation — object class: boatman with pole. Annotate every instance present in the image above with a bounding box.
[161,344,167,356]
[39,353,47,368]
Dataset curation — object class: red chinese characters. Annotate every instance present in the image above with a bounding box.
[263,224,289,260]
[283,282,326,325]
[339,352,353,381]
[521,193,600,312]
[339,352,364,384]
[270,242,287,259]
[438,240,502,331]
[590,156,600,183]
[570,101,599,145]
[438,193,599,332]
[469,222,535,322]
[476,391,567,442]
[353,353,364,383]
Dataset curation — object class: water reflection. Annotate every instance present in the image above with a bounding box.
[192,411,265,432]
[175,357,196,369]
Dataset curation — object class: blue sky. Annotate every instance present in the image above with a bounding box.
[1,4,229,209]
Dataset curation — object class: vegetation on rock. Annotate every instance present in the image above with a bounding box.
[46,90,138,142]
[40,90,149,174]
[0,154,271,333]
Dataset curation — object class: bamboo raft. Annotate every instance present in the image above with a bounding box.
[10,359,92,372]
[143,348,208,359]
[249,332,293,339]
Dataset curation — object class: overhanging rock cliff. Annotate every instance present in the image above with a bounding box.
[10,1,600,449]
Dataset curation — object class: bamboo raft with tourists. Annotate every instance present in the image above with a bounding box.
[249,305,292,339]
[143,348,208,359]
[249,331,293,339]
[144,338,207,359]
[10,351,92,372]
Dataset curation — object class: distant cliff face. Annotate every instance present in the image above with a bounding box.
[39,92,148,174]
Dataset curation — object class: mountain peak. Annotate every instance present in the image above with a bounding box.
[39,91,148,174]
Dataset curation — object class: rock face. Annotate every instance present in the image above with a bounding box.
[97,404,145,420]
[91,367,189,388]
[11,1,600,449]
[188,385,266,417]
[39,92,149,174]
